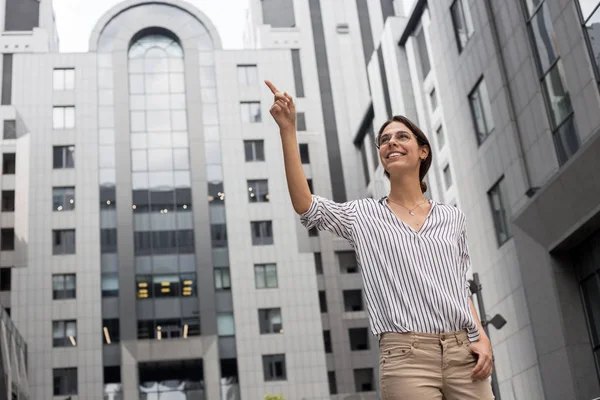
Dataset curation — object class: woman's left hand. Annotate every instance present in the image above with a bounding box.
[468,338,493,381]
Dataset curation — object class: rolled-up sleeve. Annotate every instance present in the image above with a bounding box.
[300,195,357,241]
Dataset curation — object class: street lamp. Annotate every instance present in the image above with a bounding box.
[468,272,506,400]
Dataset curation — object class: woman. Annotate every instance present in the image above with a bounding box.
[265,80,494,399]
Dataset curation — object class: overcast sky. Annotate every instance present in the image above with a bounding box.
[53,0,417,52]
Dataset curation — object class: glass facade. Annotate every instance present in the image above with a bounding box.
[127,34,201,340]
[523,0,580,165]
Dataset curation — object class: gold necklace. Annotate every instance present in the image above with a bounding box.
[387,197,429,215]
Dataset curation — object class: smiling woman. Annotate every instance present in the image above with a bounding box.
[265,76,494,400]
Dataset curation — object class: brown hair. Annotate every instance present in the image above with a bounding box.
[377,115,433,193]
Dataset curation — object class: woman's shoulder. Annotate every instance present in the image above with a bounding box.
[433,201,466,219]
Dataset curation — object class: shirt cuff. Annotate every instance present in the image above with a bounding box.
[299,195,318,229]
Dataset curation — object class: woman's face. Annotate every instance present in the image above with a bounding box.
[378,121,428,178]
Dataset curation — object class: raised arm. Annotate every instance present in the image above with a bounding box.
[265,80,312,214]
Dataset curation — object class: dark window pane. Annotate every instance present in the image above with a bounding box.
[211,224,228,248]
[132,189,150,213]
[343,289,364,312]
[53,229,76,255]
[2,153,15,174]
[103,319,120,344]
[542,61,573,129]
[319,291,327,313]
[1,190,14,212]
[263,354,286,381]
[53,146,75,169]
[137,320,154,339]
[177,230,195,253]
[151,231,177,254]
[258,308,283,334]
[488,178,512,246]
[529,3,558,73]
[176,188,192,210]
[451,0,474,52]
[296,112,306,131]
[1,228,14,250]
[53,187,75,212]
[415,28,430,78]
[328,371,338,395]
[323,330,332,353]
[251,221,273,245]
[53,368,78,396]
[553,115,580,166]
[349,327,370,351]
[244,140,264,162]
[134,232,152,255]
[149,190,175,212]
[299,143,310,164]
[3,120,16,139]
[314,253,323,274]
[100,186,116,209]
[53,274,76,300]
[0,268,11,291]
[52,320,77,347]
[581,274,600,347]
[248,180,269,202]
[101,229,117,253]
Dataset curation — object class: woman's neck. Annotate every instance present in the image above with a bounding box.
[388,175,425,206]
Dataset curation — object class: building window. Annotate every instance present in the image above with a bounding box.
[451,0,474,52]
[354,368,374,392]
[258,308,283,334]
[1,229,14,251]
[338,251,358,274]
[53,68,75,91]
[429,88,438,111]
[53,106,75,129]
[240,101,261,123]
[263,354,286,381]
[52,186,75,211]
[576,1,600,81]
[319,290,328,313]
[343,289,364,312]
[247,179,269,202]
[0,267,10,291]
[299,143,310,163]
[488,177,512,246]
[2,190,14,211]
[53,368,77,396]
[255,263,278,289]
[308,227,319,237]
[307,179,314,194]
[53,229,75,255]
[291,49,305,97]
[328,371,338,395]
[349,327,370,351]
[443,164,452,189]
[215,268,231,291]
[102,273,119,297]
[3,120,16,139]
[244,140,265,162]
[100,228,117,254]
[2,153,15,174]
[436,125,445,149]
[251,221,273,245]
[314,252,323,274]
[297,112,307,131]
[468,78,495,145]
[217,312,235,337]
[323,330,332,353]
[52,274,76,299]
[135,274,196,299]
[524,1,579,165]
[237,65,258,85]
[415,28,431,78]
[53,145,75,169]
[103,319,120,344]
[53,320,77,347]
[137,318,200,340]
[210,224,227,249]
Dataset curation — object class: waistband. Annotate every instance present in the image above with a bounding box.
[380,330,469,345]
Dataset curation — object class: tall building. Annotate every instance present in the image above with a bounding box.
[354,1,600,400]
[1,0,404,398]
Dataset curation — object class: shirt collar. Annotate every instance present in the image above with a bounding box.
[379,196,435,207]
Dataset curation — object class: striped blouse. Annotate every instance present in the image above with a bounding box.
[301,195,479,342]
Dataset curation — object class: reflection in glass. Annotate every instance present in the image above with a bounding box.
[542,61,573,128]
[148,133,172,148]
[578,0,600,20]
[148,149,173,171]
[530,3,558,73]
[524,0,543,17]
[204,142,222,165]
[553,115,580,166]
[583,5,600,78]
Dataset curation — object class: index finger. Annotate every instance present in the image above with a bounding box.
[265,80,279,95]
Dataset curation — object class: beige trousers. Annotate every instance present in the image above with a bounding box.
[379,331,495,399]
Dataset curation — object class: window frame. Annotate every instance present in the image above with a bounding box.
[214,267,231,291]
[468,77,495,145]
[52,319,77,347]
[240,101,262,123]
[487,176,512,247]
[3,119,16,139]
[52,229,76,255]
[2,153,15,174]
[251,221,274,245]
[254,263,278,289]
[575,1,600,82]
[443,164,453,189]
[53,68,75,91]
[53,145,75,169]
[237,64,258,85]
[450,0,474,53]
[53,367,78,396]
[52,273,76,300]
[52,186,75,212]
[244,140,265,162]
[299,143,310,164]
[1,190,14,212]
[263,354,287,381]
[52,106,75,129]
[258,307,283,334]
[247,179,270,203]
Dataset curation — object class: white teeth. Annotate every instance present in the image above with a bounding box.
[387,152,405,159]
